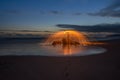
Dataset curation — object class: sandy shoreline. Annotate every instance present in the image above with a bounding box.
[0,39,120,80]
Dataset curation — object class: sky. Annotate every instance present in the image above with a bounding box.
[0,0,120,32]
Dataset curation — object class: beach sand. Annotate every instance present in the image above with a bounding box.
[0,39,120,80]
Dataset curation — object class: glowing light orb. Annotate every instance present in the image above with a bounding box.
[45,30,90,46]
[43,30,106,56]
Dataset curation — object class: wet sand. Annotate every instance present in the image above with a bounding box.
[0,39,120,80]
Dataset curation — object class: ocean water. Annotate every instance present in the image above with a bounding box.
[0,39,44,55]
[0,38,107,56]
[0,32,120,56]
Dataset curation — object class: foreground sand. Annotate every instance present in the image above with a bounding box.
[0,39,120,80]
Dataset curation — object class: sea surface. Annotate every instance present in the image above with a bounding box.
[0,38,109,56]
[0,34,120,56]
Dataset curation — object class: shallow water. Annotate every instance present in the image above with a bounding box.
[0,40,106,56]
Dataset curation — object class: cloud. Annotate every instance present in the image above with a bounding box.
[39,10,82,16]
[0,30,53,38]
[88,1,120,18]
[0,10,20,15]
[17,30,52,32]
[72,12,82,15]
[49,10,62,15]
[56,23,120,33]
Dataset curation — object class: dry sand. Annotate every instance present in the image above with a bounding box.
[0,39,120,80]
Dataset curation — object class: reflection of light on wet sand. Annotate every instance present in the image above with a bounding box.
[40,45,106,56]
[63,45,82,56]
[43,30,106,56]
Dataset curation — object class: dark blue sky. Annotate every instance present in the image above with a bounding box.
[0,0,120,31]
